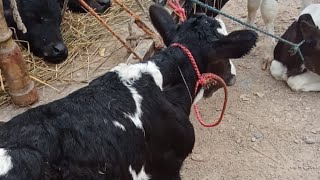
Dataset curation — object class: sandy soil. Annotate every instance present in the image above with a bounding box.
[1,0,320,179]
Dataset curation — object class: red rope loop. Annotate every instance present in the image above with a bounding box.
[194,73,228,127]
[167,0,187,22]
[171,43,228,127]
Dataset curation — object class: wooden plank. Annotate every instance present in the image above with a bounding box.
[126,39,155,64]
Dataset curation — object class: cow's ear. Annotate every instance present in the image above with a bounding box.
[298,14,317,41]
[149,4,177,46]
[208,30,258,61]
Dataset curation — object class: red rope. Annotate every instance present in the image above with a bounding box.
[167,0,187,22]
[171,43,228,127]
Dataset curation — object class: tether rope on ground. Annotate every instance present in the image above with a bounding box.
[190,0,305,62]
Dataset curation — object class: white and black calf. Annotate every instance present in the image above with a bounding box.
[270,4,320,92]
[0,4,257,180]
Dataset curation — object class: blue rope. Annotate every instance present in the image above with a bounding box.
[190,0,305,61]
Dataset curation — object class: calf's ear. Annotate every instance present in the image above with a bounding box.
[208,30,258,60]
[298,14,317,41]
[149,4,177,46]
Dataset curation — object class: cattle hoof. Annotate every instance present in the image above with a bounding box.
[261,58,272,71]
[261,61,268,70]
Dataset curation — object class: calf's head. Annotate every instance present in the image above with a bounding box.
[4,0,68,64]
[149,4,257,97]
[298,14,320,74]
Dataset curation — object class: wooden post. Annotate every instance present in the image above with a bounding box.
[0,0,38,106]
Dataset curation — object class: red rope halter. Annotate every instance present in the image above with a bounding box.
[167,0,187,22]
[171,43,228,127]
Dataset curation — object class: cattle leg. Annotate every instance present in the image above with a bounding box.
[260,0,278,70]
[287,71,320,92]
[246,0,262,27]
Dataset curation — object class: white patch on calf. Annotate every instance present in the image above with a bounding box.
[111,62,163,90]
[124,86,144,130]
[112,121,126,131]
[0,149,13,176]
[230,60,236,76]
[270,60,288,81]
[112,62,164,131]
[216,18,228,36]
[300,4,320,27]
[287,70,320,92]
[129,165,150,180]
[193,88,204,105]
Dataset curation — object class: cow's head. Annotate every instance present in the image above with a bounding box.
[298,14,320,74]
[149,4,257,98]
[4,0,68,64]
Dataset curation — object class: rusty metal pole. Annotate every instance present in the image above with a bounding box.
[0,0,38,106]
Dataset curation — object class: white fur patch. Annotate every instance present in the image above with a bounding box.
[129,165,150,180]
[216,18,228,35]
[112,62,164,131]
[0,149,13,176]
[270,60,288,81]
[287,70,320,92]
[300,4,320,27]
[193,88,204,105]
[112,121,126,131]
[111,62,163,90]
[124,86,144,130]
[230,60,236,75]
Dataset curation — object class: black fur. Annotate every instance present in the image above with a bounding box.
[0,5,257,179]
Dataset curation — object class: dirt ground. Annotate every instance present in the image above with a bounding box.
[1,0,320,179]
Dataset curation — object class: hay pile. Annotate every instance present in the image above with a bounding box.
[0,0,153,107]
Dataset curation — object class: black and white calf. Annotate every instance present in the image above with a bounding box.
[0,4,257,179]
[270,4,320,92]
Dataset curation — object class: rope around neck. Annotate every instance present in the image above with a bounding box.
[171,43,228,127]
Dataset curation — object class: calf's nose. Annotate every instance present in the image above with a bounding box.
[43,42,68,64]
[52,43,67,54]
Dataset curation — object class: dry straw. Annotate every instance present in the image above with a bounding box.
[0,0,153,107]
